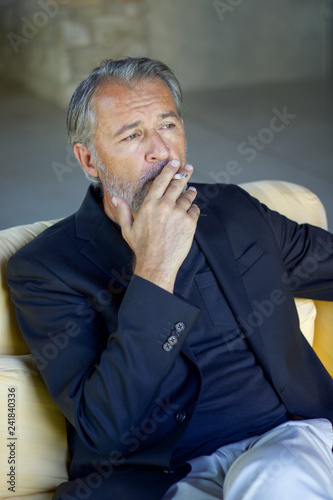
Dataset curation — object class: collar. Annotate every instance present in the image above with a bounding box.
[75,185,133,286]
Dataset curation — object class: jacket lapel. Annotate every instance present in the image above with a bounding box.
[195,211,252,326]
[81,219,134,286]
[194,187,272,379]
[75,186,133,287]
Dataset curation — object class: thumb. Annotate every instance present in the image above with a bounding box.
[112,196,134,234]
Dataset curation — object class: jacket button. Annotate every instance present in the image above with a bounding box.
[170,329,181,338]
[163,468,176,474]
[168,335,178,346]
[175,410,187,423]
[163,342,173,352]
[174,322,185,333]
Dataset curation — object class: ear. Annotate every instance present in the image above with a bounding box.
[73,143,99,179]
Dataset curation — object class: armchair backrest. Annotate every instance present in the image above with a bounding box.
[0,220,59,355]
[0,222,68,498]
[241,180,333,377]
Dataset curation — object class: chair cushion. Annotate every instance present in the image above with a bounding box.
[0,355,68,497]
[240,180,326,351]
[240,180,328,229]
[295,298,316,346]
[0,221,58,355]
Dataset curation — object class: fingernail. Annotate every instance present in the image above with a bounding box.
[188,186,197,191]
[170,159,180,168]
[184,164,193,171]
[112,197,118,207]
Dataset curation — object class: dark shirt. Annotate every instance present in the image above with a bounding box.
[170,239,287,464]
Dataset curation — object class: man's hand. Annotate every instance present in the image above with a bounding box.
[111,160,200,293]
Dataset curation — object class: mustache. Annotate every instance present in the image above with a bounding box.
[143,159,171,184]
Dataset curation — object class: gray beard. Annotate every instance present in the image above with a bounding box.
[94,154,187,211]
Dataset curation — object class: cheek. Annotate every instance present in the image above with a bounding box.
[173,135,186,160]
[114,140,145,158]
[111,150,147,182]
[98,143,138,173]
[173,128,186,147]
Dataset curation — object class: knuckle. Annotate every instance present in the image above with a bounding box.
[190,204,200,217]
[181,193,192,204]
[182,190,196,202]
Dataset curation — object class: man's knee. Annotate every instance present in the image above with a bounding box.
[224,443,297,495]
[224,434,333,499]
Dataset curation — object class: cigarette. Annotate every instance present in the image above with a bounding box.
[173,173,188,179]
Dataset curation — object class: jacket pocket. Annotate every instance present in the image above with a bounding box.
[236,242,264,276]
[194,271,237,327]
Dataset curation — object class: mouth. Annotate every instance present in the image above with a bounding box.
[145,161,170,183]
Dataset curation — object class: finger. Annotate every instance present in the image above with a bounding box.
[163,164,194,201]
[176,185,197,208]
[144,159,186,200]
[172,164,193,183]
[111,196,134,234]
[187,203,201,220]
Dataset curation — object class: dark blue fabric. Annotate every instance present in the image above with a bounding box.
[7,183,333,500]
[171,240,287,463]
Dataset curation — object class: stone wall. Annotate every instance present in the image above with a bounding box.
[0,0,331,106]
[0,0,148,107]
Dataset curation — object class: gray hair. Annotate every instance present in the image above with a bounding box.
[67,57,183,186]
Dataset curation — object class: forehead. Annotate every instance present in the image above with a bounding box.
[92,78,178,124]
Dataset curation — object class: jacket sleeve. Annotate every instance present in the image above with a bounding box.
[236,186,333,300]
[7,251,200,455]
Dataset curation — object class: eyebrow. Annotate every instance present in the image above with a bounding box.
[113,111,180,138]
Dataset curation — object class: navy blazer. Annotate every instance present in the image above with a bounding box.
[7,183,333,499]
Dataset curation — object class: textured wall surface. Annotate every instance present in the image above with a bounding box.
[0,0,331,105]
[0,0,148,107]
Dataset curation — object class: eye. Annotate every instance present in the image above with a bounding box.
[125,132,140,141]
[162,123,176,130]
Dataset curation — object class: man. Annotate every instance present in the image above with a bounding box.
[7,57,333,499]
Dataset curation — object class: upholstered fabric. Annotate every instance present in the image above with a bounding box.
[0,221,58,356]
[10,493,54,500]
[0,355,68,497]
[241,180,328,229]
[294,298,317,346]
[243,185,318,346]
[313,300,333,377]
[241,181,333,376]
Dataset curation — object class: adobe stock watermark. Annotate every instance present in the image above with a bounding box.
[251,443,298,495]
[208,160,243,190]
[193,105,296,209]
[7,0,70,55]
[225,232,333,354]
[236,288,287,340]
[238,106,297,162]
[281,234,333,291]
[194,161,243,210]
[213,0,245,22]
[52,144,80,182]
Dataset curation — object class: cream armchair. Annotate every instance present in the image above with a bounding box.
[0,181,332,499]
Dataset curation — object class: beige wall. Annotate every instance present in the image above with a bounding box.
[0,0,331,106]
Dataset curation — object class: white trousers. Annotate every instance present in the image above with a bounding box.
[162,418,333,500]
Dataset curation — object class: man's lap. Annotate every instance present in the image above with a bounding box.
[163,418,333,500]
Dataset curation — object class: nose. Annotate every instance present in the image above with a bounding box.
[145,130,170,163]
